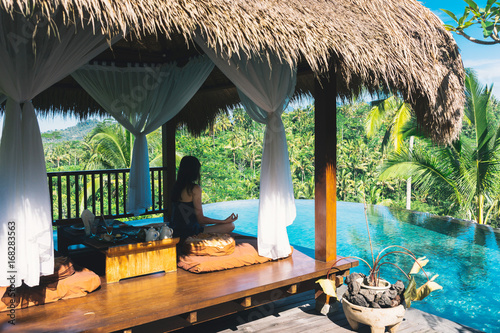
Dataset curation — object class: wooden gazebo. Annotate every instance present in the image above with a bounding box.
[0,0,465,331]
[23,0,465,259]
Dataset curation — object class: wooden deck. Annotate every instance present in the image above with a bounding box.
[180,288,483,333]
[0,248,356,333]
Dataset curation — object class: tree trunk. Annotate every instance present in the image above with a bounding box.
[406,136,414,210]
[477,193,484,224]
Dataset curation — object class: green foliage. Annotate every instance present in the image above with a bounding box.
[366,95,413,152]
[84,120,132,170]
[43,88,500,227]
[380,69,500,224]
[442,0,500,44]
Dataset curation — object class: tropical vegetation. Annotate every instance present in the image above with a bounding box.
[43,70,500,227]
[379,69,500,225]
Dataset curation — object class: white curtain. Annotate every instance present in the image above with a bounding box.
[195,37,297,259]
[0,12,116,287]
[72,57,214,215]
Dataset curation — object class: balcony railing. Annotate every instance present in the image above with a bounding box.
[47,167,165,226]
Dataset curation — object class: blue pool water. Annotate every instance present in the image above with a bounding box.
[204,199,500,333]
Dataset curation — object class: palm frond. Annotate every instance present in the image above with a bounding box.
[379,145,462,205]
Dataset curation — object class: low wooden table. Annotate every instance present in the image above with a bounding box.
[58,225,179,283]
[105,237,179,283]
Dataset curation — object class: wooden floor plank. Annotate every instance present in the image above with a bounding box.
[180,290,483,333]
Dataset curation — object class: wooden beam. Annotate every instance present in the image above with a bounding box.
[314,71,337,262]
[287,284,298,294]
[162,120,177,222]
[241,296,252,307]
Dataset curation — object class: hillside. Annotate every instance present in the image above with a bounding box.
[41,119,102,144]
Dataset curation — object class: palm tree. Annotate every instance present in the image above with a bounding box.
[365,95,415,209]
[84,120,132,170]
[365,95,413,152]
[379,69,500,224]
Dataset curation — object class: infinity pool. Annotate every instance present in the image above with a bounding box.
[204,199,500,333]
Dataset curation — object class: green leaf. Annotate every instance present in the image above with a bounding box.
[414,275,443,301]
[461,22,476,29]
[485,0,497,12]
[443,24,457,32]
[481,20,495,37]
[459,14,466,26]
[440,9,459,23]
[464,0,480,12]
[404,276,417,308]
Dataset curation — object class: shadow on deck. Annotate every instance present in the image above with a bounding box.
[179,288,484,333]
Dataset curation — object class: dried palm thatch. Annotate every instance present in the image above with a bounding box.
[0,0,464,144]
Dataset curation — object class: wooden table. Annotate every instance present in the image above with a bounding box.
[58,225,179,283]
[104,237,179,283]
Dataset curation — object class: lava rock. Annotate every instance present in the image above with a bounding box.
[345,272,365,285]
[377,294,393,308]
[348,278,361,294]
[392,280,405,294]
[343,273,404,309]
[359,288,376,303]
[383,289,398,299]
[393,294,402,306]
[351,294,369,308]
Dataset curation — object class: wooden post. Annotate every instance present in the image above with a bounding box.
[162,120,177,222]
[314,71,337,262]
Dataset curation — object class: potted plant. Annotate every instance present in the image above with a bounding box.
[316,203,442,333]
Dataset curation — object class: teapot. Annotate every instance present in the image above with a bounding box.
[159,224,173,239]
[145,227,160,242]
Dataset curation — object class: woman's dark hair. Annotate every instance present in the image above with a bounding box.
[171,156,201,202]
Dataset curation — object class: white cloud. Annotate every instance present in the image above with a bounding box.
[463,58,500,97]
[464,58,500,68]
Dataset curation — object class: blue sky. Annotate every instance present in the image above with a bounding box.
[1,0,499,136]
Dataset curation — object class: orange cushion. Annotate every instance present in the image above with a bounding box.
[0,260,101,312]
[178,242,272,273]
[183,233,235,256]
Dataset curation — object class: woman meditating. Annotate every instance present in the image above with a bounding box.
[170,156,238,239]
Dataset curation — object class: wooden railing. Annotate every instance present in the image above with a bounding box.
[47,167,165,226]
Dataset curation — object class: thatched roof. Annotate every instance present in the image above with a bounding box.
[0,0,465,143]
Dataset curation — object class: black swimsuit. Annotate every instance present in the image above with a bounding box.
[170,201,204,239]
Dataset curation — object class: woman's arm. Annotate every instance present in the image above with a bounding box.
[192,185,238,225]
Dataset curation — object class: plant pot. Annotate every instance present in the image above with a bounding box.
[356,277,391,293]
[342,297,405,333]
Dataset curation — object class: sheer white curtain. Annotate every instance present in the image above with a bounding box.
[0,12,115,287]
[195,37,297,259]
[72,57,214,215]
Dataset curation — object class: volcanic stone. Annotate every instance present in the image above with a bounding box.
[392,280,405,294]
[345,272,365,285]
[377,294,393,308]
[348,279,361,294]
[383,289,398,299]
[359,288,376,303]
[351,294,369,308]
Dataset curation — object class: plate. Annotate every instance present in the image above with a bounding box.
[70,224,85,230]
[98,233,128,243]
